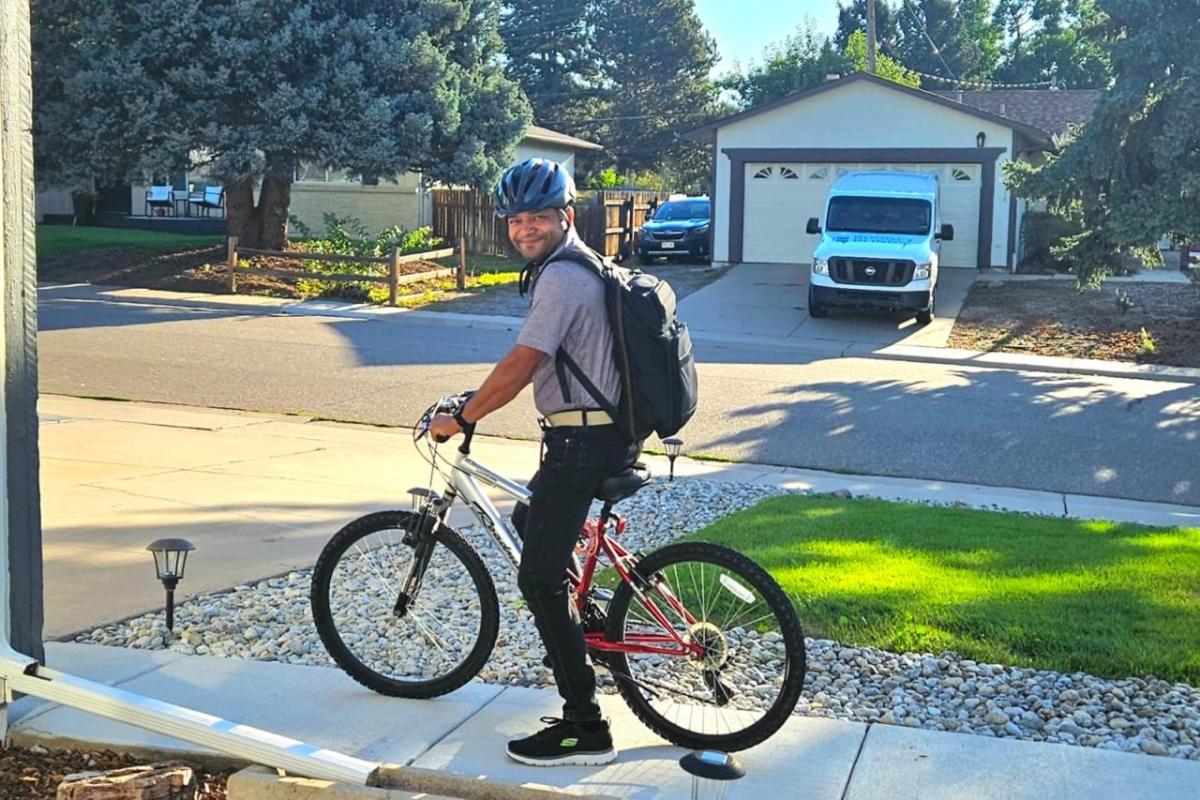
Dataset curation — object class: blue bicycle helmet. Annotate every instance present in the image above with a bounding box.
[493,158,576,218]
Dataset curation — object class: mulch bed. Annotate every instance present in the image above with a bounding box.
[0,745,232,799]
[38,245,445,300]
[948,280,1200,367]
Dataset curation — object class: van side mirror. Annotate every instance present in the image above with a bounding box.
[937,223,955,242]
[806,217,821,235]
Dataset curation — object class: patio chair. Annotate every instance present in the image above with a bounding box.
[144,185,175,217]
[195,185,225,218]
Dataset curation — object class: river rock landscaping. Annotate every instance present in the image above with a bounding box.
[76,479,1200,761]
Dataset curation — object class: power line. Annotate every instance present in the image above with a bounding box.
[901,0,958,82]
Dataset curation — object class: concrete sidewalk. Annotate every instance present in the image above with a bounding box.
[8,642,1200,799]
[40,394,1200,639]
[25,395,1200,797]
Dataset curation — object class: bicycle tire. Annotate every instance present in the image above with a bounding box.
[311,510,499,699]
[605,541,806,751]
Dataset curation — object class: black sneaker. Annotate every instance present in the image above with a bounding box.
[506,717,617,767]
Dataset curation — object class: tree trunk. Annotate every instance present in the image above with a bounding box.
[257,154,292,251]
[224,177,259,246]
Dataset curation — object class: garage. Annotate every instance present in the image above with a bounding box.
[687,72,1098,271]
[741,161,981,267]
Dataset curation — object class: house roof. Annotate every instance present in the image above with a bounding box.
[932,89,1101,137]
[523,125,604,151]
[683,72,1052,144]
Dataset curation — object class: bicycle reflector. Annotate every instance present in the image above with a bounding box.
[719,574,755,604]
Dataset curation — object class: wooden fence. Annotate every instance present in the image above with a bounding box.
[432,188,669,260]
[226,237,463,306]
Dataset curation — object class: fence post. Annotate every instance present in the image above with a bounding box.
[389,248,400,306]
[226,236,238,293]
[457,236,467,290]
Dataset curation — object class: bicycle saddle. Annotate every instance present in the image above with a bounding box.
[595,463,651,502]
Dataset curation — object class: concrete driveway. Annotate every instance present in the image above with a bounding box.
[679,262,976,350]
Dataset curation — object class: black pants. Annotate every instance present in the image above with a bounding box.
[511,424,640,722]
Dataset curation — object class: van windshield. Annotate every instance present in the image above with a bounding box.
[826,197,931,235]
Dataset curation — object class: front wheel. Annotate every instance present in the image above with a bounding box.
[311,510,499,698]
[915,288,936,325]
[606,542,806,751]
[808,286,829,318]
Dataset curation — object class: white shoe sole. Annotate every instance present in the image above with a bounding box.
[505,747,618,767]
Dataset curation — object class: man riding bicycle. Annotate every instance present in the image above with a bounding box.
[429,158,639,766]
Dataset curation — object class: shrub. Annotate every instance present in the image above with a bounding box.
[1018,211,1082,274]
[285,216,444,299]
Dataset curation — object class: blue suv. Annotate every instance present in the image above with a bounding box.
[637,197,710,264]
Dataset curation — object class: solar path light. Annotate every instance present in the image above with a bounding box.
[663,437,683,481]
[146,538,195,631]
[679,750,745,799]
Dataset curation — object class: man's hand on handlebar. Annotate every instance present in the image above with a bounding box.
[429,413,465,443]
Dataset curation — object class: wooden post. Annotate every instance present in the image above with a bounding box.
[389,247,400,306]
[457,236,467,290]
[226,236,238,293]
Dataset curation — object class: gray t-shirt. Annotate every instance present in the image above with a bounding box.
[516,231,621,416]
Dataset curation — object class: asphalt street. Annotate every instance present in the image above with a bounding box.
[38,291,1200,506]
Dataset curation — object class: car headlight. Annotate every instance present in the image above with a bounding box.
[695,224,709,235]
[913,263,931,280]
[812,258,829,275]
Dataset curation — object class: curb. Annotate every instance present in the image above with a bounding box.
[227,764,619,800]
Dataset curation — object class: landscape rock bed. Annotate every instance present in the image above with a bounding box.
[77,478,1200,760]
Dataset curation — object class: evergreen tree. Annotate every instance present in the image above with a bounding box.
[835,0,902,54]
[33,0,530,249]
[992,0,1109,88]
[895,0,998,84]
[587,0,718,177]
[500,0,601,125]
[1007,0,1199,285]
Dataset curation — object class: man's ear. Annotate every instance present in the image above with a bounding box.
[563,206,576,229]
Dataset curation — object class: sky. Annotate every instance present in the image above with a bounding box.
[693,0,840,76]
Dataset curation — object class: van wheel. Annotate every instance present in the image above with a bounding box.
[807,286,829,318]
[915,290,936,325]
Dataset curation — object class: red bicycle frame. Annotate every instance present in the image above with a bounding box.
[567,514,705,659]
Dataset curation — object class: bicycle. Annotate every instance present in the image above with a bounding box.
[310,393,806,751]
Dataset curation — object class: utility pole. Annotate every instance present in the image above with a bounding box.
[867,0,878,73]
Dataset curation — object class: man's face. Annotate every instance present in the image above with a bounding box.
[507,207,573,262]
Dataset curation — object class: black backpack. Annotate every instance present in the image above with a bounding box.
[544,238,698,442]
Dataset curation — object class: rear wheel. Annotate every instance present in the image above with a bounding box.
[807,286,829,318]
[605,542,806,751]
[311,511,498,698]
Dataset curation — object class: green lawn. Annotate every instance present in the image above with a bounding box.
[37,225,222,260]
[430,252,523,275]
[689,494,1200,683]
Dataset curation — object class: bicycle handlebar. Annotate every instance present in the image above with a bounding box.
[418,391,477,453]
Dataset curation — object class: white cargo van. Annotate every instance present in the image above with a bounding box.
[806,171,953,324]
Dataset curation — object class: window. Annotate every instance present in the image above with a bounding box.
[951,167,974,182]
[752,166,773,179]
[295,161,362,184]
[780,166,799,180]
[807,166,829,180]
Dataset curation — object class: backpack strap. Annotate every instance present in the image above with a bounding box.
[555,347,620,419]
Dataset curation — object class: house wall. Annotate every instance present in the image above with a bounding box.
[712,79,1019,268]
[289,173,423,235]
[513,142,576,178]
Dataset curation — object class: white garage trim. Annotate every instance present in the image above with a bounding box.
[724,147,1005,269]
